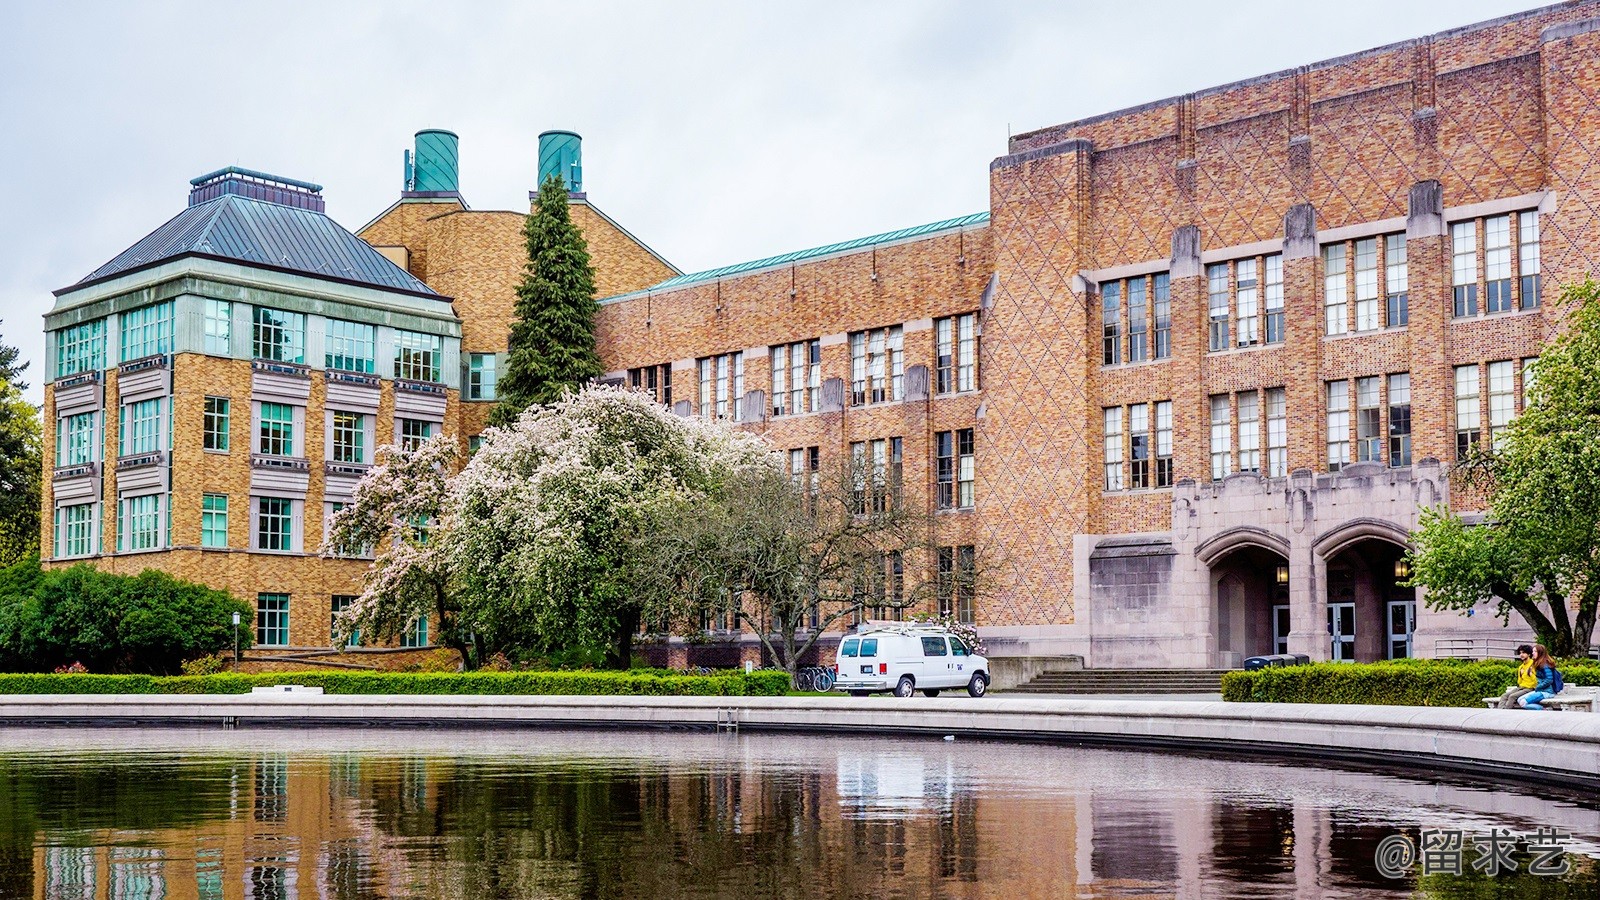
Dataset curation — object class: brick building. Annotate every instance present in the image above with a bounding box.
[40,3,1600,668]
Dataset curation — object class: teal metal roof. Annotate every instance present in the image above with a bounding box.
[638,211,989,294]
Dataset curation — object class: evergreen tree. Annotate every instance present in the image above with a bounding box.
[0,323,40,567]
[491,175,602,425]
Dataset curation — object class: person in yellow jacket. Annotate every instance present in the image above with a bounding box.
[1495,644,1537,709]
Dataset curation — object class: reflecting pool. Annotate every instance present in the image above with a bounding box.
[0,727,1595,898]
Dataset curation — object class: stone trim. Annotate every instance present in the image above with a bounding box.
[1311,517,1413,559]
[1193,526,1291,566]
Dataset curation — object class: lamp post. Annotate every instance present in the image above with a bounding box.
[232,611,241,666]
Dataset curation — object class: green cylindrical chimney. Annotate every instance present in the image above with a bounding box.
[411,129,460,193]
[537,130,582,193]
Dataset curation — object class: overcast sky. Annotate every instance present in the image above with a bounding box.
[0,0,1540,403]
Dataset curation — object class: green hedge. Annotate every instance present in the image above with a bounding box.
[1221,660,1600,707]
[0,670,792,697]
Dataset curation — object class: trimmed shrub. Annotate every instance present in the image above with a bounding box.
[0,669,793,697]
[1221,660,1600,707]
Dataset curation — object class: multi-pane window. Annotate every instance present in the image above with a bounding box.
[257,594,290,647]
[403,617,428,648]
[1209,394,1231,481]
[771,340,821,415]
[697,351,744,421]
[119,301,173,361]
[1455,365,1480,458]
[55,504,96,557]
[1155,400,1174,487]
[1103,407,1124,491]
[1102,281,1122,365]
[257,402,294,456]
[1485,215,1513,313]
[850,437,902,513]
[204,299,232,355]
[1388,373,1411,467]
[870,551,905,622]
[399,418,433,451]
[331,596,360,647]
[204,397,229,452]
[1207,264,1230,351]
[849,326,903,405]
[393,330,442,382]
[937,545,977,624]
[1235,259,1259,347]
[1488,360,1515,450]
[1326,381,1350,472]
[1519,213,1541,310]
[936,428,975,510]
[1522,357,1540,405]
[1129,403,1150,489]
[1153,273,1172,360]
[936,314,979,391]
[330,411,367,464]
[119,398,163,457]
[1385,234,1409,327]
[1356,376,1381,463]
[788,446,820,496]
[117,494,162,552]
[256,497,294,552]
[326,319,377,373]
[202,494,228,548]
[1266,388,1287,478]
[56,412,98,466]
[1237,391,1260,473]
[1264,255,1285,343]
[54,319,105,379]
[252,307,305,363]
[628,363,672,406]
[1323,244,1348,335]
[467,354,498,400]
[1453,221,1478,317]
[1353,239,1379,331]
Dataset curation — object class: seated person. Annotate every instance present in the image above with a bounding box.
[1518,644,1563,711]
[1495,644,1536,709]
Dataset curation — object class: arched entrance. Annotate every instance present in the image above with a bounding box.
[1198,529,1291,668]
[1314,520,1414,663]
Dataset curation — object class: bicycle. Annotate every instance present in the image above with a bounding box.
[794,665,835,692]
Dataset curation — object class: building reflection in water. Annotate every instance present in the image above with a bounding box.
[0,729,1594,899]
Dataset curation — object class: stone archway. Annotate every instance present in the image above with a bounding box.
[1313,520,1413,662]
[1200,530,1292,668]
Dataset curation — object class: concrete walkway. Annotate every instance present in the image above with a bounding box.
[0,693,1594,790]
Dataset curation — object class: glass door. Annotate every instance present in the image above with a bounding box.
[1272,605,1291,655]
[1387,600,1416,659]
[1327,603,1356,662]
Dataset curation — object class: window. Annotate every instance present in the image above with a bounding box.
[257,594,290,647]
[1326,381,1350,472]
[850,438,902,514]
[1523,357,1540,405]
[1129,403,1150,489]
[1324,244,1348,335]
[257,402,294,456]
[1126,280,1147,363]
[256,497,295,552]
[119,398,163,457]
[788,446,820,496]
[56,320,108,382]
[1385,234,1409,327]
[1264,255,1284,344]
[1266,388,1287,478]
[1356,376,1381,463]
[326,319,377,373]
[937,546,977,624]
[1353,238,1379,332]
[1155,400,1174,487]
[1153,273,1172,359]
[393,330,442,382]
[936,428,975,510]
[204,397,229,452]
[1485,215,1513,313]
[204,300,232,355]
[399,418,433,451]
[1235,259,1259,347]
[119,301,173,361]
[402,617,428,648]
[1388,373,1411,467]
[56,412,98,466]
[252,308,305,363]
[872,551,905,622]
[771,340,820,415]
[849,326,903,404]
[202,494,228,548]
[1103,407,1123,491]
[1452,221,1478,317]
[54,504,95,558]
[1102,281,1122,364]
[628,363,672,406]
[331,596,359,647]
[330,411,367,464]
[1207,263,1229,351]
[936,314,978,391]
[1488,360,1514,450]
[117,493,163,552]
[1209,394,1231,480]
[697,351,744,421]
[1455,365,1480,458]
[1519,212,1541,310]
[1238,391,1260,473]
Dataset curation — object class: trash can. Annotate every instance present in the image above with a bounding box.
[1289,654,1311,666]
[1243,655,1285,670]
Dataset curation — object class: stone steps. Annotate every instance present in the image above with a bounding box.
[1006,668,1230,694]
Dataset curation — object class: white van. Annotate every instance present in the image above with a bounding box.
[833,625,990,698]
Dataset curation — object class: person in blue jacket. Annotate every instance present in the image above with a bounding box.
[1517,644,1563,710]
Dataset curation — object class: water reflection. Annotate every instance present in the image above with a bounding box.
[0,728,1593,899]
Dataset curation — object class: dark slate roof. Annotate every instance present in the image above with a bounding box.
[72,193,438,296]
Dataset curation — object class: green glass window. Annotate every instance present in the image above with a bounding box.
[202,494,228,548]
[256,497,294,552]
[257,594,290,646]
[54,319,106,379]
[119,398,163,457]
[326,319,377,373]
[330,411,366,464]
[119,301,173,361]
[252,308,305,363]
[204,397,230,452]
[394,331,442,382]
[56,412,98,466]
[258,403,294,456]
[204,300,232,355]
[468,354,497,400]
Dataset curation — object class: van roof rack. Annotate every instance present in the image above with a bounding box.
[853,622,948,635]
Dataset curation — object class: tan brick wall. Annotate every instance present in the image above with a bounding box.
[569,200,678,298]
